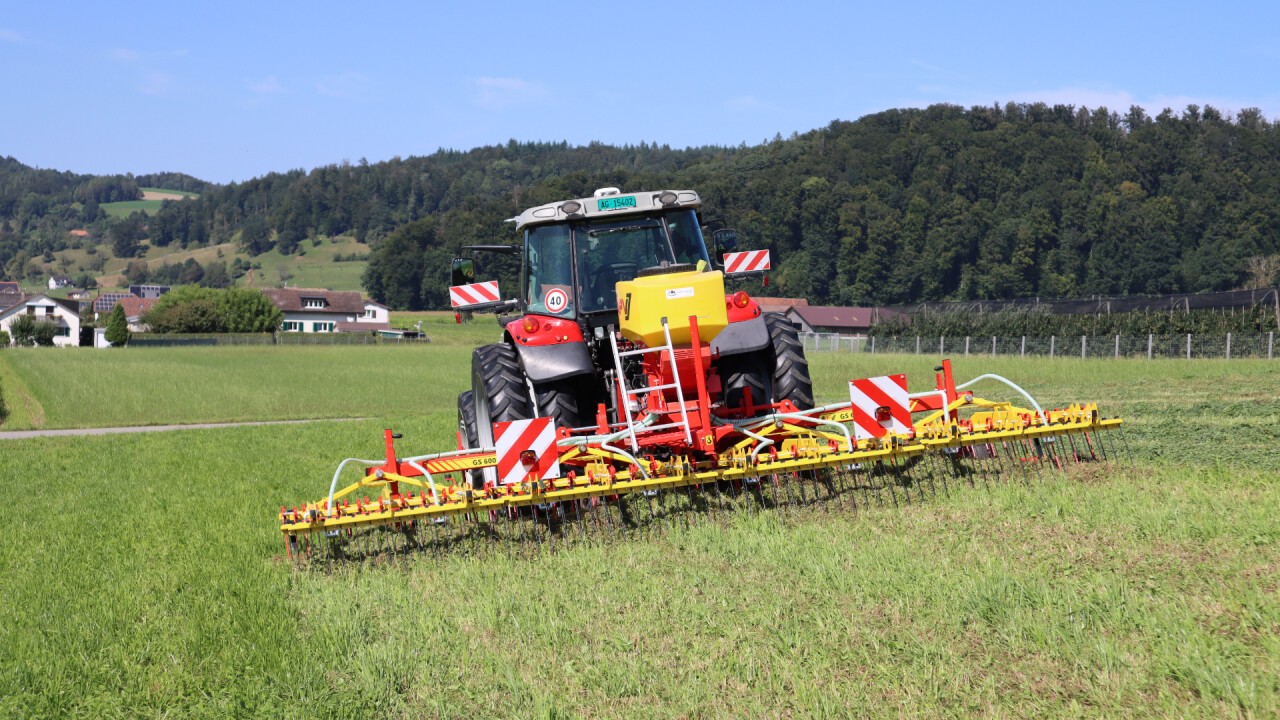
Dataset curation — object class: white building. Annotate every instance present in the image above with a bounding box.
[262,288,390,333]
[0,294,83,347]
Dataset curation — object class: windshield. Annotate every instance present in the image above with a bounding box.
[523,209,712,317]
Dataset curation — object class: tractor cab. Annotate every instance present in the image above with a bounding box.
[517,188,712,332]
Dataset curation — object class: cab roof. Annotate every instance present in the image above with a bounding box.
[513,188,702,231]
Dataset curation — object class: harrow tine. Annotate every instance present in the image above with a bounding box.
[923,453,947,497]
[1065,433,1082,464]
[982,445,1002,485]
[1119,426,1134,464]
[835,465,851,511]
[767,473,788,524]
[1092,428,1110,463]
[1088,430,1103,462]
[890,457,912,506]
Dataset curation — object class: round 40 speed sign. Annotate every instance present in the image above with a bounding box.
[544,288,569,314]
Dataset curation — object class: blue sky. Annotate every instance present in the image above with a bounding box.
[2,1,1277,184]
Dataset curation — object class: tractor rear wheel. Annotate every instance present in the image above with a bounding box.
[471,342,533,450]
[764,312,813,410]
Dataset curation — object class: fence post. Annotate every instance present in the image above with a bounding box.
[1050,335,1055,357]
[1021,336,1026,357]
[870,336,875,354]
[1081,335,1086,359]
[1147,334,1153,360]
[1114,334,1120,359]
[1270,332,1275,360]
[940,336,945,355]
[965,336,970,355]
[1186,333,1192,360]
[992,336,997,356]
[915,336,920,354]
[1226,332,1232,360]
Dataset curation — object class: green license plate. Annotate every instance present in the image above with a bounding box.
[597,196,636,211]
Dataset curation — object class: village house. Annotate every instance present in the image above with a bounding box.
[48,275,74,290]
[0,294,83,347]
[262,288,390,333]
[116,296,159,332]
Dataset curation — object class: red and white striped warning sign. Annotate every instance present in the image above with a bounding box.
[848,374,913,440]
[493,417,560,486]
[449,280,500,308]
[723,250,771,274]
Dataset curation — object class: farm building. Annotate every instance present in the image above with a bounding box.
[785,305,906,335]
[128,284,171,300]
[0,281,21,311]
[0,294,84,347]
[93,292,132,315]
[48,275,74,290]
[262,288,390,333]
[754,297,808,314]
[93,285,171,316]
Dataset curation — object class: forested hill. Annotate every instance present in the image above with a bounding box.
[4,102,1279,309]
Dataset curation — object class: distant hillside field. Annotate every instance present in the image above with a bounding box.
[101,187,198,217]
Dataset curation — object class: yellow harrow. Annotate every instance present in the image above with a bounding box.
[279,359,1125,564]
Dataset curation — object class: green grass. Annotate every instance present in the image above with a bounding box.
[101,188,199,218]
[101,199,164,218]
[0,351,1277,717]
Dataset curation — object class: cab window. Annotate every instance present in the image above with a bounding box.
[524,224,574,316]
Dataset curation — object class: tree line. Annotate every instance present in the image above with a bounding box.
[2,102,1279,309]
[874,305,1280,338]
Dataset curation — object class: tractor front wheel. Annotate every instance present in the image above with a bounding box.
[534,379,595,432]
[720,353,773,415]
[457,390,482,489]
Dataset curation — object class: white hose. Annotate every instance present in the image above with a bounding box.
[405,460,440,506]
[955,374,1050,426]
[325,457,385,517]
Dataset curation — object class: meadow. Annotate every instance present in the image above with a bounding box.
[0,339,1277,718]
[31,232,369,294]
[100,188,200,218]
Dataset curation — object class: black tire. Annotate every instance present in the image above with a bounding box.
[534,379,595,431]
[457,390,482,489]
[457,390,479,447]
[471,343,533,450]
[764,312,814,410]
[719,352,773,415]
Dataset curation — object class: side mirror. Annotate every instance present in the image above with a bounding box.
[711,229,739,268]
[450,258,476,287]
[713,229,739,253]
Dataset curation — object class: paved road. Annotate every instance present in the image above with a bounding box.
[0,418,363,440]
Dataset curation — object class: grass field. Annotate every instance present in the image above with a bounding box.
[0,343,1277,718]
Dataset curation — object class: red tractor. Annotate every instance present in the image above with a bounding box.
[454,188,812,485]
